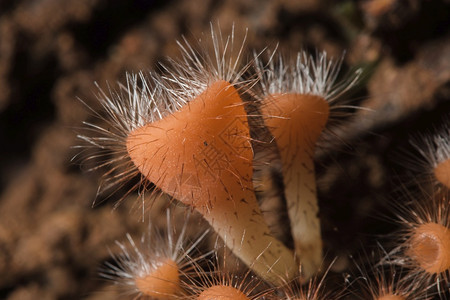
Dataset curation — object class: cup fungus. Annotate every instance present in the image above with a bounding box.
[408,124,450,190]
[387,189,450,292]
[432,127,450,188]
[407,222,450,275]
[101,209,208,299]
[434,159,450,190]
[377,295,406,300]
[84,26,297,286]
[197,285,251,300]
[134,259,180,299]
[185,252,269,300]
[261,92,329,282]
[254,51,361,280]
[126,78,297,284]
[353,248,434,300]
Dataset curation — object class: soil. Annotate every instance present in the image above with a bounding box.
[0,0,449,299]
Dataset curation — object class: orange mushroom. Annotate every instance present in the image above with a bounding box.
[186,251,270,300]
[197,285,251,300]
[408,124,450,190]
[134,259,181,299]
[387,189,450,292]
[101,209,208,299]
[434,158,450,190]
[255,51,361,280]
[353,247,433,300]
[83,27,298,286]
[408,221,450,275]
[377,295,407,300]
[126,79,296,285]
[261,92,329,281]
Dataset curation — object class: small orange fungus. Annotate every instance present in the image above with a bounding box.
[408,222,450,274]
[134,259,180,299]
[434,159,450,189]
[377,295,406,300]
[197,285,251,300]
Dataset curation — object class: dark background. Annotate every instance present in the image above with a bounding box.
[0,0,449,299]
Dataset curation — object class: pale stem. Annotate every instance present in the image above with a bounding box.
[198,189,298,285]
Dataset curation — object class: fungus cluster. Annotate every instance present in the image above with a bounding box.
[78,26,449,299]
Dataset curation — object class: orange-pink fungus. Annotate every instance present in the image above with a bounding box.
[134,259,180,299]
[126,80,297,285]
[377,295,406,300]
[434,159,450,189]
[262,93,330,280]
[408,222,450,274]
[126,80,253,208]
[197,285,251,300]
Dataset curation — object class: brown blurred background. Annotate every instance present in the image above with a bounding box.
[0,0,449,299]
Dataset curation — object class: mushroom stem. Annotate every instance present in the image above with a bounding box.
[199,191,297,285]
[262,93,330,280]
[126,80,297,285]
